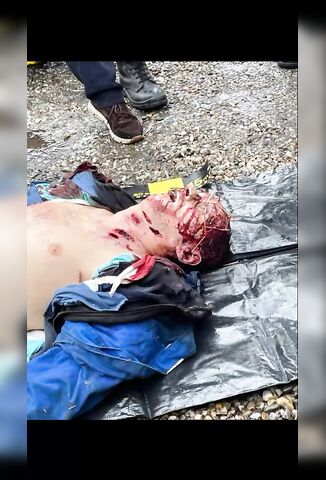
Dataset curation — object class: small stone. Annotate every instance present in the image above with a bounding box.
[264,403,279,412]
[276,397,294,411]
[275,388,283,397]
[194,414,202,420]
[262,390,274,402]
[267,398,276,406]
[261,412,269,420]
[204,416,213,420]
[238,405,245,412]
[250,412,261,420]
[168,415,178,420]
[220,407,228,415]
[246,401,255,410]
[285,394,295,403]
[215,402,223,410]
[293,409,297,420]
[279,408,291,419]
[269,412,279,420]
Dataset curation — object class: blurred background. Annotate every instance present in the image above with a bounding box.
[298,19,326,466]
[0,17,26,464]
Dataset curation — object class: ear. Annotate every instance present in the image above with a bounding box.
[176,242,202,266]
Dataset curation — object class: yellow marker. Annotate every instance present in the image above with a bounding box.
[148,177,184,195]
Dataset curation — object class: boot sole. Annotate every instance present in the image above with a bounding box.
[88,101,144,144]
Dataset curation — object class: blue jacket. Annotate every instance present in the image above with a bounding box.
[27,282,196,420]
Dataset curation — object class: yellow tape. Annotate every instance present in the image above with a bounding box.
[148,177,184,195]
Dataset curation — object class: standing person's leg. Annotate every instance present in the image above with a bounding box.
[67,61,123,106]
[67,61,143,144]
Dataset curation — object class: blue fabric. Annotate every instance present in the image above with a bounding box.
[27,182,48,205]
[28,254,197,420]
[44,282,127,320]
[93,252,136,278]
[72,171,101,198]
[39,281,128,354]
[27,317,196,419]
[27,226,198,419]
[37,255,132,355]
[27,338,44,362]
[66,61,124,107]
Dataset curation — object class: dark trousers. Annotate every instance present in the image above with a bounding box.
[66,61,124,107]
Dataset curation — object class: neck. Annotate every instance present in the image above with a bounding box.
[100,204,177,258]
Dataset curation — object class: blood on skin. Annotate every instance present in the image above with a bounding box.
[177,202,231,266]
[130,213,141,224]
[142,211,152,224]
[177,208,200,241]
[149,227,162,238]
[103,229,134,241]
[115,229,134,242]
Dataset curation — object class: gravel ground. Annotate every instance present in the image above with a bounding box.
[27,61,297,420]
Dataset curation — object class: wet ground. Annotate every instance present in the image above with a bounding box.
[27,61,296,185]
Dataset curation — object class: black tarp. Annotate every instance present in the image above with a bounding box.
[213,164,297,254]
[83,165,298,420]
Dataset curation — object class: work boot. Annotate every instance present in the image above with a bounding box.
[277,61,298,69]
[116,61,168,111]
[88,101,143,144]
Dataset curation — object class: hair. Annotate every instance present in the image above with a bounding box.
[199,227,231,269]
[177,193,231,271]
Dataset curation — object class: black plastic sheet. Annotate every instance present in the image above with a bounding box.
[211,164,297,254]
[84,165,298,420]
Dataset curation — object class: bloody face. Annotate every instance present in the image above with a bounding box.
[144,184,231,267]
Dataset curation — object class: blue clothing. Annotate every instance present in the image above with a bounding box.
[27,170,202,420]
[27,182,48,205]
[27,255,197,420]
[93,252,136,278]
[28,315,195,420]
[66,61,124,107]
[27,338,44,362]
[44,282,127,319]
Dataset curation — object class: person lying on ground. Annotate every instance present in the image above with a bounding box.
[27,164,231,419]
